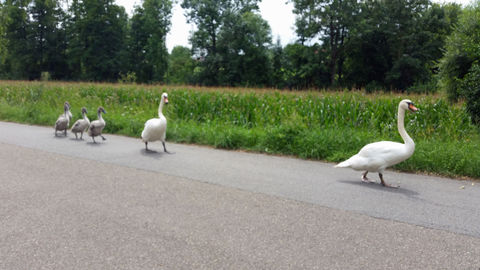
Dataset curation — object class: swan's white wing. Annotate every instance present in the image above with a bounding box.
[358,141,404,157]
[336,141,409,172]
[142,118,166,142]
[358,141,410,169]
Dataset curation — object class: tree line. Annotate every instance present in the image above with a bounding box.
[0,0,477,94]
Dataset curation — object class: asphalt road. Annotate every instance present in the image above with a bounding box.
[1,121,480,269]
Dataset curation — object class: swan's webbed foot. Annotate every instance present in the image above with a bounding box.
[101,135,106,141]
[361,171,374,183]
[379,173,399,188]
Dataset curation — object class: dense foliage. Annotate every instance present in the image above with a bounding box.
[436,1,480,124]
[0,0,465,91]
[0,0,172,82]
[0,81,479,178]
[438,3,480,99]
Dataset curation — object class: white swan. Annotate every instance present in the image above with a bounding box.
[88,106,107,143]
[54,102,70,136]
[335,99,419,188]
[141,92,169,152]
[71,107,90,140]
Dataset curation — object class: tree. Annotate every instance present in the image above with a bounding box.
[1,0,31,79]
[128,6,148,82]
[28,0,67,79]
[142,0,172,82]
[343,0,460,91]
[181,0,260,85]
[128,0,172,83]
[282,43,330,89]
[216,11,272,86]
[0,2,7,73]
[66,0,128,81]
[166,45,195,84]
[291,0,358,86]
[271,38,284,88]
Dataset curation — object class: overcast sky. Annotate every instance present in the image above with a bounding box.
[117,0,473,53]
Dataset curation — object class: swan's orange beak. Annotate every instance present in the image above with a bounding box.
[164,97,169,104]
[408,103,418,112]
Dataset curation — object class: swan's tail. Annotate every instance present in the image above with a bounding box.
[334,159,352,168]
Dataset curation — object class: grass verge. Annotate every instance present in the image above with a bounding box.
[0,80,479,179]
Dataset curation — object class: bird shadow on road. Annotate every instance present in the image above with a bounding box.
[140,149,164,159]
[85,141,105,146]
[53,134,68,139]
[338,180,419,197]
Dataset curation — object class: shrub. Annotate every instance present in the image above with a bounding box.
[461,63,480,125]
[118,71,137,84]
[40,72,51,81]
[365,81,383,93]
[406,79,439,94]
[438,4,480,101]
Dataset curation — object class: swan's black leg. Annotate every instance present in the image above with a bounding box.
[64,129,67,136]
[92,136,96,143]
[361,171,370,182]
[80,132,83,140]
[379,173,399,188]
[101,135,106,141]
[74,132,78,140]
[162,141,171,153]
[145,142,149,150]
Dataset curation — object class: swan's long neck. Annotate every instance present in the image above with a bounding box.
[398,106,414,151]
[158,100,164,117]
[98,111,103,122]
[83,111,89,122]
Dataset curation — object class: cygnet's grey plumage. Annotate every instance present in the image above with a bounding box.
[88,106,107,143]
[55,102,70,136]
[71,107,90,140]
[65,101,73,122]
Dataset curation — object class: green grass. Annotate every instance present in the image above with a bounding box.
[1,80,479,179]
